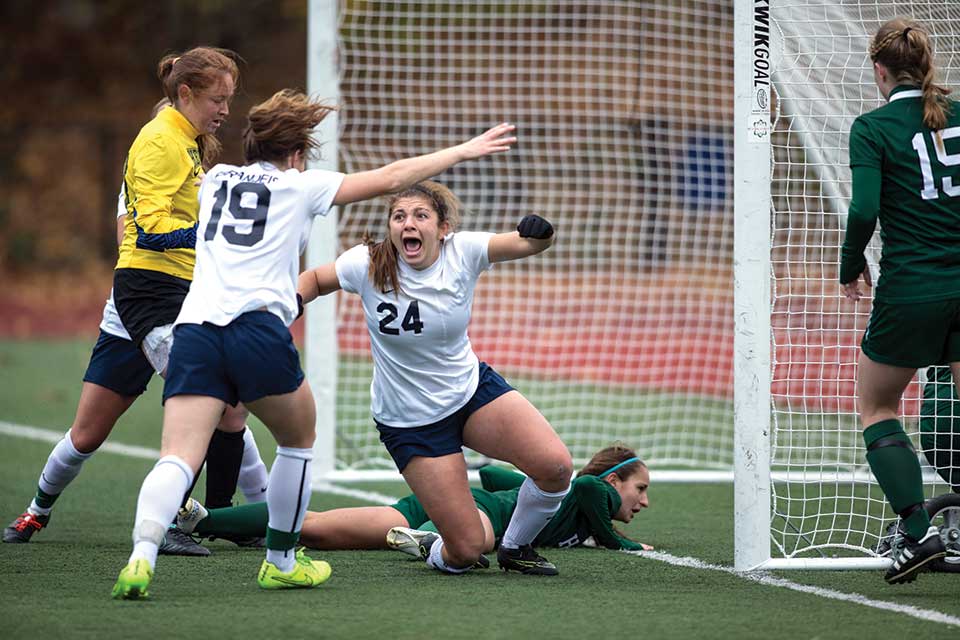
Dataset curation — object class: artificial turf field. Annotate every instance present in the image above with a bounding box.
[1,339,959,639]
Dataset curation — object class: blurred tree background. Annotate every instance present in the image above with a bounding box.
[0,0,308,335]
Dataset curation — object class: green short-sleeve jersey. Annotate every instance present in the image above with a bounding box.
[848,87,960,302]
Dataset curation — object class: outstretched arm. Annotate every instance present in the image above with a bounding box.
[332,123,516,206]
[487,214,555,263]
[298,263,341,305]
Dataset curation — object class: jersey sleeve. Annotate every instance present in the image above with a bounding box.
[848,117,882,170]
[571,477,644,551]
[128,136,197,250]
[335,243,371,294]
[301,169,346,218]
[479,465,527,492]
[839,164,882,284]
[452,231,495,278]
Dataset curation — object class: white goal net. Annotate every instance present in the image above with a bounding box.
[307,0,960,568]
[766,1,960,567]
[311,0,736,477]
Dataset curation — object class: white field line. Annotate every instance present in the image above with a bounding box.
[626,550,960,629]
[0,421,402,505]
[3,420,959,627]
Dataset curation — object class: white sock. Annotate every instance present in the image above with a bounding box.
[425,536,471,574]
[30,430,94,515]
[265,446,313,573]
[500,477,570,550]
[128,455,194,570]
[238,427,268,503]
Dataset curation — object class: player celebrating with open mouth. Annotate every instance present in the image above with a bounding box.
[298,180,572,576]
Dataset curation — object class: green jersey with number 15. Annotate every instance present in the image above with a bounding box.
[849,86,960,302]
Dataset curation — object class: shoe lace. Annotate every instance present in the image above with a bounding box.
[13,512,44,533]
[517,545,547,562]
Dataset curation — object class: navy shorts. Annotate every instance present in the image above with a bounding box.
[163,311,304,406]
[82,330,154,397]
[376,362,514,472]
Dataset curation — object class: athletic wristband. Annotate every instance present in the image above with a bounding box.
[517,214,554,239]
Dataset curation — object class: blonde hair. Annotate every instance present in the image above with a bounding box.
[870,17,952,135]
[242,89,336,164]
[363,181,463,294]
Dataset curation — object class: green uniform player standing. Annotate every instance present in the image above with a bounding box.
[839,16,959,585]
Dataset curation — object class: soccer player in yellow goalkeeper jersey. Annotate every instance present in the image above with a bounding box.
[3,48,266,556]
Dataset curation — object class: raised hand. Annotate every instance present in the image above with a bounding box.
[458,123,517,159]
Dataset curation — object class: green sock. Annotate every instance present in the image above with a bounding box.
[195,502,270,538]
[33,487,59,510]
[863,419,930,540]
[266,527,300,552]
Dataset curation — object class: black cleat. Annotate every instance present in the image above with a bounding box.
[158,526,210,556]
[3,511,50,543]
[497,544,558,576]
[885,526,946,584]
[418,532,440,559]
[209,533,266,548]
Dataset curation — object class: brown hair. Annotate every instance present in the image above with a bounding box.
[870,18,952,135]
[576,443,646,480]
[242,89,336,164]
[363,181,462,294]
[156,47,240,167]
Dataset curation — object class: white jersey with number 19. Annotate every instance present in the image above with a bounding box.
[176,162,344,328]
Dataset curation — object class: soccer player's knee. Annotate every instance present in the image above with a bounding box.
[537,451,573,490]
[443,534,486,567]
[218,405,249,431]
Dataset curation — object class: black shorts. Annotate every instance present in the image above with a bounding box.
[376,362,514,472]
[162,311,304,406]
[113,268,190,347]
[81,330,154,397]
[862,298,960,368]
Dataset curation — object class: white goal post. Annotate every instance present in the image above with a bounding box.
[307,0,960,569]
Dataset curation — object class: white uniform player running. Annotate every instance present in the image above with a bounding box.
[298,180,573,576]
[112,88,518,600]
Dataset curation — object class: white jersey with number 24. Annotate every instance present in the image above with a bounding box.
[336,231,495,427]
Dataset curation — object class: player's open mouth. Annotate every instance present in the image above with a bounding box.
[402,237,422,257]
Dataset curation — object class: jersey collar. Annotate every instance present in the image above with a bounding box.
[888,85,922,102]
[158,105,201,140]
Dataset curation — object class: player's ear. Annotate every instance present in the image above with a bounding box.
[177,83,192,105]
[605,472,620,487]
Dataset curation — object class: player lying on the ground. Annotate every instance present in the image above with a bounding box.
[175,444,652,564]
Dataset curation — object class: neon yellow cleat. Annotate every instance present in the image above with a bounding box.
[111,559,153,600]
[257,548,331,590]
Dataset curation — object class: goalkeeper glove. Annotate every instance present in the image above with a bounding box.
[517,214,554,239]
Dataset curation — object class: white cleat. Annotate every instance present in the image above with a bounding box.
[176,498,209,535]
[386,526,436,559]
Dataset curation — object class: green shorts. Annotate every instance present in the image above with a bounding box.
[862,299,960,368]
[390,488,516,542]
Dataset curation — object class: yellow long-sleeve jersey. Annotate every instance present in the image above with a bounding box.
[116,106,203,281]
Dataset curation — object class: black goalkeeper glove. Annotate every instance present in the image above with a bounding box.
[296,293,304,320]
[517,214,554,239]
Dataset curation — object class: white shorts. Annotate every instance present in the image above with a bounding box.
[141,323,175,375]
